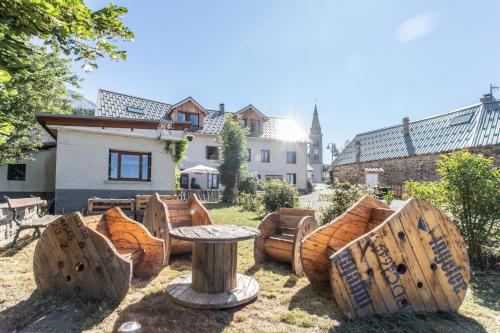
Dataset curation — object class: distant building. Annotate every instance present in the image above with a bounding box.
[331,93,500,192]
[308,104,323,183]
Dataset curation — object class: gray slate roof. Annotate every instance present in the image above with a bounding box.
[333,100,500,166]
[96,89,171,120]
[95,89,309,142]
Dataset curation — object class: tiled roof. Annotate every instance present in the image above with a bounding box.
[333,100,500,166]
[94,90,309,142]
[95,89,171,120]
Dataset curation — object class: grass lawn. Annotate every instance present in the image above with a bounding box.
[0,204,498,332]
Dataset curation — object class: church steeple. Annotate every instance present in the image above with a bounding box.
[308,103,323,182]
[310,104,322,134]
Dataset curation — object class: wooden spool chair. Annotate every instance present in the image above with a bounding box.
[33,208,165,301]
[142,193,213,263]
[301,195,470,319]
[254,208,317,275]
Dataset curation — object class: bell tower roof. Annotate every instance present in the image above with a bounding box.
[310,104,322,134]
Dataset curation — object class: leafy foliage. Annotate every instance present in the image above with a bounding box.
[0,47,79,164]
[165,139,189,188]
[382,190,395,205]
[237,192,262,212]
[262,179,299,213]
[218,115,248,203]
[0,0,133,140]
[0,0,133,77]
[404,151,500,268]
[238,173,262,195]
[319,181,371,225]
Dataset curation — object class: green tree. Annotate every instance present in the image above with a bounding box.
[404,151,500,268]
[218,115,248,203]
[0,47,79,164]
[0,0,133,140]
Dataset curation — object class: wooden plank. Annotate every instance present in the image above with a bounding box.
[33,213,132,301]
[7,197,45,209]
[393,201,450,311]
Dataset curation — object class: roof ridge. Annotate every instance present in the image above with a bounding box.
[98,89,171,106]
[354,102,482,137]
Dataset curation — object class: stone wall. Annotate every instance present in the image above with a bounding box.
[332,144,500,191]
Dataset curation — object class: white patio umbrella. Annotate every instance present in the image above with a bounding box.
[181,164,219,189]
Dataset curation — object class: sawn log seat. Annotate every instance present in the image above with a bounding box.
[33,208,165,301]
[254,208,317,275]
[142,193,213,263]
[301,195,470,319]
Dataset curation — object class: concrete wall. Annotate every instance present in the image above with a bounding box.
[332,144,500,190]
[54,128,176,213]
[183,134,309,190]
[0,148,56,201]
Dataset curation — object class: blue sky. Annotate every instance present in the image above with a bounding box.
[77,0,500,163]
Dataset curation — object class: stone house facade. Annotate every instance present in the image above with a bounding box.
[332,94,500,194]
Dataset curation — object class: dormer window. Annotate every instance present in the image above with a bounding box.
[177,112,199,126]
[126,106,144,114]
[250,119,261,133]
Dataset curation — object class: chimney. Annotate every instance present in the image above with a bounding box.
[219,103,225,113]
[480,93,494,103]
[403,117,410,136]
[355,140,361,163]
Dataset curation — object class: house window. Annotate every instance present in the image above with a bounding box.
[177,112,200,126]
[261,150,270,163]
[206,146,219,160]
[250,119,261,133]
[180,173,189,189]
[365,173,379,188]
[265,175,283,181]
[247,149,252,162]
[241,118,247,128]
[126,106,144,114]
[109,150,151,181]
[286,173,296,185]
[313,154,320,161]
[287,151,296,164]
[7,164,26,181]
[209,174,219,189]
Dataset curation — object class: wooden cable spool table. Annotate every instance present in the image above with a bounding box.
[166,225,260,309]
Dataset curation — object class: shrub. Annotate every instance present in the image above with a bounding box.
[237,192,261,212]
[319,181,371,225]
[262,179,299,213]
[238,173,262,195]
[404,151,500,268]
[383,190,395,205]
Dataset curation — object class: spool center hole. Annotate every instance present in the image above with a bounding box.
[75,263,85,272]
[396,263,407,274]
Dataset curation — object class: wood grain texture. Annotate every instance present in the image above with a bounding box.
[166,273,259,309]
[254,209,317,275]
[33,212,132,301]
[142,193,214,261]
[169,225,259,243]
[327,198,469,319]
[301,195,389,283]
[293,216,318,275]
[98,208,165,278]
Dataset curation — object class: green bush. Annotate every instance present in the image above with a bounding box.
[238,173,262,195]
[262,179,299,213]
[383,190,395,205]
[237,192,261,212]
[403,151,500,268]
[319,181,371,225]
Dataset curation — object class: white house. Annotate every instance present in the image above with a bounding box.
[0,89,311,213]
[0,115,188,213]
[95,90,311,191]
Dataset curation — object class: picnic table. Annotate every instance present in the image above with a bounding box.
[166,225,260,309]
